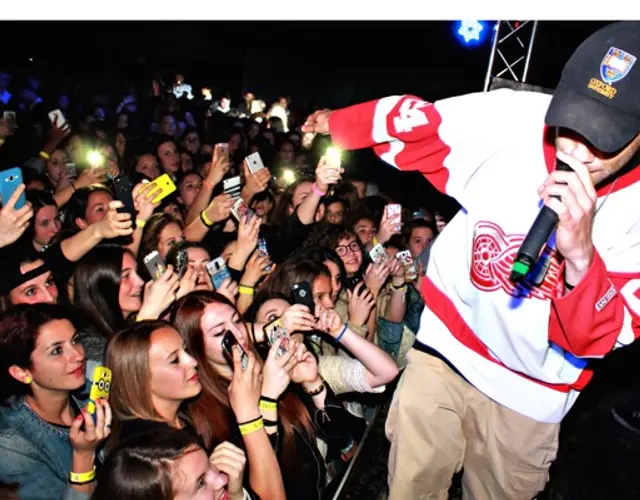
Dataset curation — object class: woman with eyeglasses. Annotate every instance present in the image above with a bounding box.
[244,290,398,400]
[306,223,411,369]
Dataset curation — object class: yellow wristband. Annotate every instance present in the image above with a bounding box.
[239,417,264,435]
[0,138,5,145]
[259,400,277,411]
[70,466,96,484]
[372,235,379,246]
[238,285,254,296]
[136,219,146,229]
[39,150,50,160]
[200,210,213,227]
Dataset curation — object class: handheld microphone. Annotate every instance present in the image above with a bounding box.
[510,159,573,283]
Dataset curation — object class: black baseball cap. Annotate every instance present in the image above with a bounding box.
[545,22,640,153]
[0,258,50,296]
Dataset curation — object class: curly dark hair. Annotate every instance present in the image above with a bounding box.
[303,222,357,251]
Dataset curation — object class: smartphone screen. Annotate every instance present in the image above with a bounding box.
[2,111,16,132]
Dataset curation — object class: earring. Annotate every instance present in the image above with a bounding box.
[24,376,32,384]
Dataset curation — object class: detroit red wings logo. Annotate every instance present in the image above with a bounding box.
[470,221,561,300]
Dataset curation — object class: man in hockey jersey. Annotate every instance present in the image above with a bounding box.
[302,21,640,500]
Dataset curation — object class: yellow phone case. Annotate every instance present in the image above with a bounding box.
[148,173,177,204]
[87,366,112,415]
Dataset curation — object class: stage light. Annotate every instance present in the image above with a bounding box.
[455,21,487,46]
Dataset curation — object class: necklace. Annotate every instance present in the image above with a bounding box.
[21,397,73,437]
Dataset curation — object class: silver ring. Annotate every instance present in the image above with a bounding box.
[104,423,111,429]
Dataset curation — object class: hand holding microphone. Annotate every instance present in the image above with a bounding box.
[510,152,597,284]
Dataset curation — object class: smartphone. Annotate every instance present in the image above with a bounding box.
[386,204,402,232]
[111,173,137,221]
[147,173,177,204]
[206,257,231,290]
[48,109,67,127]
[176,249,188,279]
[0,167,26,210]
[223,176,242,200]
[324,147,342,183]
[216,143,230,161]
[65,162,77,179]
[291,281,315,316]
[231,197,255,222]
[257,238,273,271]
[222,331,248,370]
[264,318,289,359]
[2,111,16,132]
[396,250,418,281]
[87,366,112,423]
[245,152,266,174]
[369,243,388,265]
[144,250,167,280]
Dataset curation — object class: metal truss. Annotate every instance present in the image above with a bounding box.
[484,21,539,91]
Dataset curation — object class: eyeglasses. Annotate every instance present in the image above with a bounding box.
[336,241,361,257]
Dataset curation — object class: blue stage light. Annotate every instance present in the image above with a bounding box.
[455,21,488,46]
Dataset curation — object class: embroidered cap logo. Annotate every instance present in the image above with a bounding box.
[600,46,637,84]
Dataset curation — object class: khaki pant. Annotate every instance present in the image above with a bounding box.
[386,349,560,500]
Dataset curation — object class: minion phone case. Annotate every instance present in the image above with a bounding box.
[87,366,112,418]
[148,173,177,204]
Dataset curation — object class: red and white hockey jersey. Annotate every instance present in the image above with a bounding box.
[329,89,640,423]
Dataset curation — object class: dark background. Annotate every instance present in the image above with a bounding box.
[0,20,613,215]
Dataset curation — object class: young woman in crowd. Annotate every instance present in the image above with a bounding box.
[171,291,355,499]
[245,290,399,398]
[305,223,412,364]
[92,427,249,500]
[137,212,185,279]
[71,245,190,343]
[0,304,111,500]
[24,189,61,252]
[106,318,285,500]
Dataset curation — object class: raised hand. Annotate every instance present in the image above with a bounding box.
[0,184,33,248]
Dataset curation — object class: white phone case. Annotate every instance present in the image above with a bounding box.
[369,243,388,264]
[246,152,265,174]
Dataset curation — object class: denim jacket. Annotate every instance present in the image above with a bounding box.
[0,396,90,500]
[375,283,421,367]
